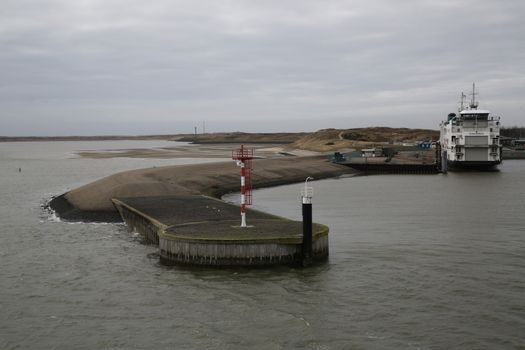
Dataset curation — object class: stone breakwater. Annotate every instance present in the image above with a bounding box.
[49,156,354,222]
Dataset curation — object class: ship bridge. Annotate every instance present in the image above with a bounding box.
[460,109,490,115]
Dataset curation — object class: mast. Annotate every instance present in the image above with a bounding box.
[469,82,478,109]
[459,92,466,112]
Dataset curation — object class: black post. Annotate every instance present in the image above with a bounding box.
[302,202,313,266]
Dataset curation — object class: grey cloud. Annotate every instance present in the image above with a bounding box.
[1,0,524,135]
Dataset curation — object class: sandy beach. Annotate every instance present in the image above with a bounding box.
[74,142,301,159]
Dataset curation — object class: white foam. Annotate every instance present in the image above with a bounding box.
[48,210,62,223]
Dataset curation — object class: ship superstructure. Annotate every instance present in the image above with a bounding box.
[439,83,501,170]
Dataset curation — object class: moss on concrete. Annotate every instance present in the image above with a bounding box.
[161,219,329,244]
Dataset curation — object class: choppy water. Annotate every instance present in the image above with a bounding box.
[1,141,524,349]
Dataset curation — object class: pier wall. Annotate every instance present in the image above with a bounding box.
[158,239,299,266]
[113,199,166,245]
[342,163,439,174]
[158,232,329,266]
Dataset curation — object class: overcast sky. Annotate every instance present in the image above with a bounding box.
[1,0,524,136]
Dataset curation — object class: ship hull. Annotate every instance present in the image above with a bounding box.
[447,160,501,171]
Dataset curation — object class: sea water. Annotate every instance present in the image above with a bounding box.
[0,141,523,349]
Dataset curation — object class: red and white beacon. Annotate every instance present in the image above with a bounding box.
[232,145,254,227]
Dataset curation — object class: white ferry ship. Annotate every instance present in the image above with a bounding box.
[439,84,502,170]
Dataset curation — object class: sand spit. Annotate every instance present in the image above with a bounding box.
[75,142,310,159]
[50,156,355,222]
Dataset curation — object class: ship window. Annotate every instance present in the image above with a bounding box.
[457,128,460,132]
[490,128,493,132]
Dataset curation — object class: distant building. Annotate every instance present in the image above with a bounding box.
[361,148,382,157]
[416,140,436,149]
[512,139,525,150]
[332,152,346,162]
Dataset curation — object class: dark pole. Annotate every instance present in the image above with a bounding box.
[301,177,313,267]
[441,150,448,173]
[302,201,313,266]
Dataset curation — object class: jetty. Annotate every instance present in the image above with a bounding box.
[338,159,439,174]
[50,155,353,266]
[332,150,441,175]
[112,195,328,266]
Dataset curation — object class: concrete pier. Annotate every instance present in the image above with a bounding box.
[47,155,346,266]
[112,195,329,266]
